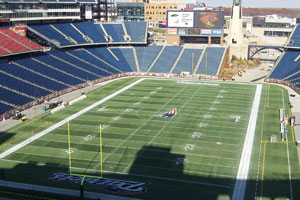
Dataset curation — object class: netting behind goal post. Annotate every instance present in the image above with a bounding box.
[67,121,103,178]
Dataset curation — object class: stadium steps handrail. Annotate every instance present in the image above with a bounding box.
[0,84,35,100]
[267,51,286,78]
[84,49,123,73]
[50,25,77,45]
[70,23,93,43]
[0,30,31,51]
[27,26,60,47]
[98,23,111,42]
[107,47,119,61]
[169,47,185,74]
[216,47,227,75]
[121,22,131,42]
[12,61,71,87]
[193,47,206,74]
[146,45,166,72]
[31,58,85,82]
[0,46,12,54]
[0,70,53,93]
[49,54,101,78]
[0,100,16,108]
[66,51,113,75]
[132,47,140,72]
[284,24,297,47]
[283,69,300,80]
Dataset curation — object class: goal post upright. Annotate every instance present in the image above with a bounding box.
[67,121,103,178]
[99,123,103,178]
[67,121,72,174]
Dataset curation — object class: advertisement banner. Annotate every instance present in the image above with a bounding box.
[188,29,200,35]
[167,28,177,35]
[211,29,223,36]
[194,11,224,29]
[178,28,187,35]
[167,11,194,28]
[201,29,211,35]
[11,27,27,37]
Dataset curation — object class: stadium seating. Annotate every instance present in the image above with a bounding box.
[0,62,67,91]
[269,51,300,80]
[72,22,106,43]
[196,47,225,75]
[87,47,133,72]
[36,52,99,81]
[110,48,137,72]
[0,29,41,50]
[13,57,83,86]
[49,50,110,77]
[172,48,203,74]
[29,24,73,46]
[0,102,13,115]
[0,87,33,106]
[287,25,300,48]
[0,72,50,98]
[0,30,30,54]
[150,46,183,73]
[102,23,126,42]
[51,23,88,44]
[124,22,147,43]
[135,46,162,72]
[68,49,119,74]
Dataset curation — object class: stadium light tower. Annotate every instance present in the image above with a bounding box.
[229,0,243,44]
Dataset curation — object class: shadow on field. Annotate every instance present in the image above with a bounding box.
[0,145,298,200]
[0,132,15,146]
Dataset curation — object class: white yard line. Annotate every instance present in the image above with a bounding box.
[232,84,262,200]
[0,78,145,159]
[282,89,293,200]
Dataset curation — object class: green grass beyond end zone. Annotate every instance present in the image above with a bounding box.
[0,78,299,200]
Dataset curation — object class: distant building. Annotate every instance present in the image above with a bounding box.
[117,2,145,21]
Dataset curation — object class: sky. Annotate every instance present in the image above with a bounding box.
[116,0,300,8]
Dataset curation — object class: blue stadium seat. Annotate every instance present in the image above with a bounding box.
[124,22,147,42]
[110,48,136,72]
[102,24,126,42]
[52,23,88,44]
[0,87,33,107]
[36,52,99,81]
[72,22,106,43]
[0,72,50,98]
[172,48,203,74]
[13,57,83,86]
[287,25,300,47]
[150,46,183,73]
[50,50,110,77]
[135,46,162,72]
[196,47,225,75]
[69,49,120,74]
[87,47,130,72]
[0,102,13,114]
[29,24,73,46]
[0,63,67,91]
[270,51,300,79]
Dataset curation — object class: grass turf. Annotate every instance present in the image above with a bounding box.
[0,78,299,200]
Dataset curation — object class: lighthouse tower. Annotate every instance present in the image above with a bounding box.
[229,0,243,44]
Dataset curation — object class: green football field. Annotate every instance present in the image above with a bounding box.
[0,77,299,200]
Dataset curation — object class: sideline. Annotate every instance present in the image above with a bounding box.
[232,84,262,200]
[0,180,139,200]
[0,78,144,159]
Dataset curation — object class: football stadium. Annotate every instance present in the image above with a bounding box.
[0,0,300,199]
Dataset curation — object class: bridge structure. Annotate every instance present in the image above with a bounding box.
[248,45,285,61]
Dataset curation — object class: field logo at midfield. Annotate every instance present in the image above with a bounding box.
[49,173,147,195]
[161,108,177,118]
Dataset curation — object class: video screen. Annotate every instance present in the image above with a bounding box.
[194,11,224,29]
